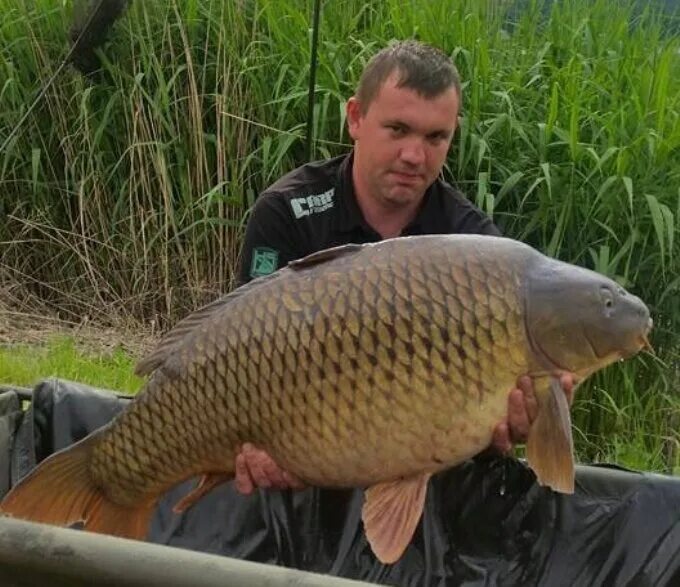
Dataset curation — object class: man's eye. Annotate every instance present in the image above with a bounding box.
[428,135,445,145]
[389,125,406,135]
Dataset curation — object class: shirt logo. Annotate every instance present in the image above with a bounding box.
[250,247,279,278]
[290,188,335,219]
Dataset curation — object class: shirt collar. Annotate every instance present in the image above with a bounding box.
[333,151,441,237]
[403,178,443,235]
[333,152,373,235]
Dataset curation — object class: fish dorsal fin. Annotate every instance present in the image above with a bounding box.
[362,472,431,564]
[134,271,283,377]
[136,244,365,377]
[288,243,365,270]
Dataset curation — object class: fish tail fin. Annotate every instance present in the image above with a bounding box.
[85,491,157,540]
[526,377,575,494]
[1,431,156,540]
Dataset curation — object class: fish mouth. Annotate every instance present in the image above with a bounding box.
[617,317,654,358]
[641,318,655,353]
[620,331,654,359]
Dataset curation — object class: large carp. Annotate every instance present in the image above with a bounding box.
[0,235,652,563]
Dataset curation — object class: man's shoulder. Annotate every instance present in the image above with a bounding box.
[257,154,347,222]
[434,178,475,209]
[263,154,346,198]
[431,178,501,236]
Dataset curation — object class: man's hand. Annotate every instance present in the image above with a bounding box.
[490,373,576,455]
[234,443,306,495]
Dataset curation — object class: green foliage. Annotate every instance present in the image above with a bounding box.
[0,336,143,394]
[0,0,678,472]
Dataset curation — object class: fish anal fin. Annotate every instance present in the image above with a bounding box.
[362,472,431,564]
[172,472,232,514]
[0,430,158,540]
[526,377,575,494]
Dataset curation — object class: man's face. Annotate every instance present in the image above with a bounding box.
[347,73,460,210]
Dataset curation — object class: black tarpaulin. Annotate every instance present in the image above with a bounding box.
[0,379,679,586]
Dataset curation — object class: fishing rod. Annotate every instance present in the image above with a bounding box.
[306,0,323,162]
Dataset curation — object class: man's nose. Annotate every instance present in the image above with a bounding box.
[399,139,425,166]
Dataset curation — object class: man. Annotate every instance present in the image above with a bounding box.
[233,40,573,494]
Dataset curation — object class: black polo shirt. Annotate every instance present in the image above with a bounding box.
[236,152,501,286]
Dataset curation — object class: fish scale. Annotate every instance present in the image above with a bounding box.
[1,234,652,565]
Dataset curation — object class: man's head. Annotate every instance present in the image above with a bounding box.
[355,40,462,114]
[347,40,462,218]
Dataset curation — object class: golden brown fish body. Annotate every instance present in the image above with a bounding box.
[91,235,533,504]
[1,234,652,563]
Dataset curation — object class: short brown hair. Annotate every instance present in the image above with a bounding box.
[356,40,462,113]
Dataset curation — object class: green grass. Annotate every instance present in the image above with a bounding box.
[0,0,678,472]
[0,336,144,395]
[572,364,680,474]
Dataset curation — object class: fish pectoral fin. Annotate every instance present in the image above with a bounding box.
[361,472,431,564]
[172,473,232,514]
[526,377,575,494]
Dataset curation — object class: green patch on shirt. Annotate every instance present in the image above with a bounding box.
[250,247,279,278]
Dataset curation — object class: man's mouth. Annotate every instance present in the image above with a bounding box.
[390,171,421,184]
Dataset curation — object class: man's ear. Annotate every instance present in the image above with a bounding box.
[346,96,362,140]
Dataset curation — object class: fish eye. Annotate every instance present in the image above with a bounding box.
[600,286,614,311]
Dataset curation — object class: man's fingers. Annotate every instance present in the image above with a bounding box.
[244,445,273,488]
[516,375,538,424]
[237,443,307,491]
[282,471,307,491]
[501,373,577,453]
[491,421,512,455]
[507,387,531,444]
[261,453,288,489]
[560,373,576,406]
[239,443,271,488]
[263,455,306,490]
[234,452,255,495]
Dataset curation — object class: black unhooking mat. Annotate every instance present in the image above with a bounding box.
[0,379,679,586]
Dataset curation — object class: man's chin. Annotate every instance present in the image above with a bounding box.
[384,187,424,206]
